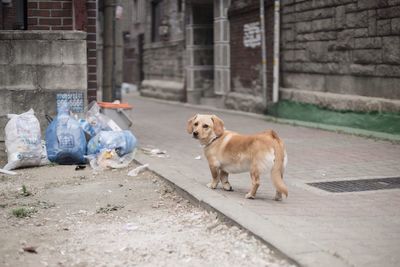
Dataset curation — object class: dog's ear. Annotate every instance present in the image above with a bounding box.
[186,114,198,134]
[211,115,224,137]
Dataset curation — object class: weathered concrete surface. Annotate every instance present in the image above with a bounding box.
[140,79,185,102]
[125,93,400,267]
[224,92,265,113]
[0,163,293,266]
[281,88,400,113]
[0,31,87,154]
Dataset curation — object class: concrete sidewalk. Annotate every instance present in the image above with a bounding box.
[124,93,400,267]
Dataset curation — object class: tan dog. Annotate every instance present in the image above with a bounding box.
[187,114,288,200]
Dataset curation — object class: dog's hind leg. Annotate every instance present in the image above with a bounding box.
[245,169,260,199]
[207,165,220,189]
[220,170,233,191]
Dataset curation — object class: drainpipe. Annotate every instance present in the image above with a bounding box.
[272,0,280,103]
[260,0,267,108]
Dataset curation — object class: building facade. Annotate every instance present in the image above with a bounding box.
[131,0,400,114]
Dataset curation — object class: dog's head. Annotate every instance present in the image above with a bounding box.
[186,114,224,145]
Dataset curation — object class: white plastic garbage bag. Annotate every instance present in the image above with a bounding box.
[3,109,43,170]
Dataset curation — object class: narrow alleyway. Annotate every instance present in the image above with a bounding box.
[125,92,400,267]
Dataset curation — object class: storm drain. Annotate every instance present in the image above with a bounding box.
[307,177,400,193]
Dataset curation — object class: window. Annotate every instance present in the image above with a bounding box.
[151,0,162,42]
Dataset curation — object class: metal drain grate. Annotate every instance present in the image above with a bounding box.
[307,177,400,193]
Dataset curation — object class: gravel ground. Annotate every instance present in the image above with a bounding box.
[0,162,295,267]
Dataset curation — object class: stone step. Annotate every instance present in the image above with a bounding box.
[199,96,224,109]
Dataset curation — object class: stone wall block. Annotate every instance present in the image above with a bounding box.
[358,0,389,9]
[354,37,382,49]
[312,18,334,32]
[350,64,376,76]
[353,49,382,64]
[382,36,400,64]
[391,17,400,34]
[60,40,87,64]
[377,5,400,19]
[345,11,368,28]
[12,40,62,65]
[0,41,11,64]
[0,65,36,90]
[377,19,392,35]
[37,65,87,90]
[335,5,346,30]
[296,21,312,33]
[368,10,377,36]
[376,64,400,76]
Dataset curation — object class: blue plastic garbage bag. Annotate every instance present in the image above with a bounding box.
[46,105,87,165]
[87,130,137,156]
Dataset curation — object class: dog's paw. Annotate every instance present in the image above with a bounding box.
[206,182,218,189]
[245,193,255,199]
[222,183,233,191]
[274,192,283,201]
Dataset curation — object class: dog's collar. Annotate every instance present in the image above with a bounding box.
[204,136,220,148]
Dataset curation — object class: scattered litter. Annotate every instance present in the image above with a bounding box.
[124,223,139,231]
[195,155,202,160]
[0,168,17,175]
[127,164,149,177]
[3,109,45,170]
[86,149,136,171]
[75,165,86,171]
[142,148,169,158]
[23,246,37,254]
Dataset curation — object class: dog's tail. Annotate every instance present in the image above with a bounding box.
[270,131,288,198]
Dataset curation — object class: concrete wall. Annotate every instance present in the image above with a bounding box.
[280,0,400,112]
[2,1,97,102]
[140,0,185,102]
[0,31,87,155]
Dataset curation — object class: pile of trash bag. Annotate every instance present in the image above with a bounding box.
[3,109,49,171]
[2,101,137,172]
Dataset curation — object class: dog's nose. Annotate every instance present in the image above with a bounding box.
[193,131,199,137]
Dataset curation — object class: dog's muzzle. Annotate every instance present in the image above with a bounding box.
[193,131,199,139]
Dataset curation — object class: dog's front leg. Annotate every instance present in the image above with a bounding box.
[220,170,233,191]
[206,165,220,189]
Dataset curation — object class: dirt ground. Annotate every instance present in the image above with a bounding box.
[0,162,294,267]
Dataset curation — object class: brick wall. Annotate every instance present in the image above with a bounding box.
[27,0,73,30]
[86,0,97,103]
[280,0,400,100]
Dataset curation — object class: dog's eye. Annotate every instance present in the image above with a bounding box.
[203,124,209,129]
[194,122,198,127]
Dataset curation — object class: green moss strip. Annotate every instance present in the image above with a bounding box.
[267,100,400,135]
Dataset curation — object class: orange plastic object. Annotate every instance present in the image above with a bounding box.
[97,102,133,109]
